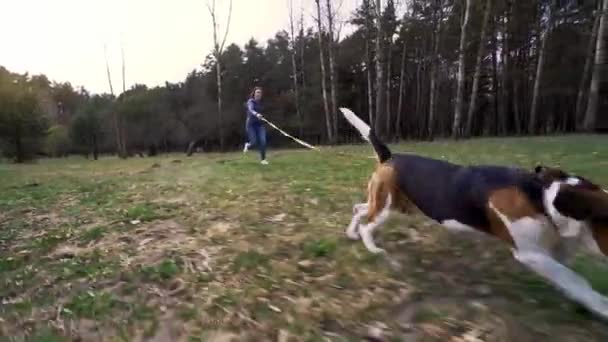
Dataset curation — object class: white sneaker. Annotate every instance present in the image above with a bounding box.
[260,159,269,165]
[243,142,250,153]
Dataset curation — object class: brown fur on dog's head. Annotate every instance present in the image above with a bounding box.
[535,165,608,253]
[534,165,607,219]
[534,165,599,190]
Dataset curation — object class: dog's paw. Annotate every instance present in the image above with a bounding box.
[367,246,386,254]
[346,230,360,240]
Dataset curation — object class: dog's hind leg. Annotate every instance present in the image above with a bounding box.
[346,203,369,240]
[360,193,392,254]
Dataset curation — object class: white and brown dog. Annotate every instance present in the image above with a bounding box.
[339,107,608,320]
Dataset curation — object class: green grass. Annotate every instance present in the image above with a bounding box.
[1,134,608,340]
[302,238,338,258]
[64,291,122,319]
[138,258,182,282]
[233,250,271,271]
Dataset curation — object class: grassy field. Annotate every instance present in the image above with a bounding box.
[1,134,608,341]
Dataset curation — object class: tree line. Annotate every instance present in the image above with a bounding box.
[1,0,606,163]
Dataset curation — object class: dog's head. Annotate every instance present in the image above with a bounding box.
[535,165,608,253]
[534,165,598,189]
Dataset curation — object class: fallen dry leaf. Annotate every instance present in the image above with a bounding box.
[267,213,287,222]
[268,304,281,313]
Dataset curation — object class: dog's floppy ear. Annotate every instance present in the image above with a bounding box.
[554,186,608,222]
[554,186,594,220]
[534,165,570,183]
[534,164,554,184]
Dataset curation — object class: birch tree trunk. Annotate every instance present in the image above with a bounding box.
[576,5,601,128]
[364,0,375,124]
[299,10,306,87]
[385,43,392,137]
[428,1,442,139]
[513,75,521,134]
[415,48,423,137]
[374,0,386,136]
[207,0,232,150]
[315,0,333,142]
[583,0,607,131]
[452,0,472,138]
[491,20,500,135]
[289,0,303,137]
[367,42,375,124]
[396,38,407,138]
[465,0,492,137]
[499,5,510,135]
[529,1,554,134]
[325,0,339,140]
[104,44,126,158]
[120,44,128,157]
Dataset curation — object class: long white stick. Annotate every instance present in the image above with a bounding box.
[259,117,319,151]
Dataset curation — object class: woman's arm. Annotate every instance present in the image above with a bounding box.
[247,100,263,118]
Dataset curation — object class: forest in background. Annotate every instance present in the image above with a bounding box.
[1,0,606,162]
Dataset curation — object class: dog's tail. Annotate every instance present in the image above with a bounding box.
[339,107,392,163]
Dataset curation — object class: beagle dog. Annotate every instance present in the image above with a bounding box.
[339,107,608,320]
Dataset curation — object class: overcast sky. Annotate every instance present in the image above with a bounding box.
[1,0,370,95]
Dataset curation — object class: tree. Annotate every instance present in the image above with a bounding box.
[396,10,410,138]
[374,0,386,137]
[206,0,233,150]
[326,0,339,140]
[1,0,604,154]
[575,1,602,128]
[498,1,510,135]
[0,75,49,163]
[288,0,304,137]
[70,94,110,160]
[315,0,334,142]
[583,0,608,131]
[383,0,398,138]
[428,0,444,139]
[352,0,376,124]
[45,125,71,158]
[452,0,472,138]
[465,0,492,137]
[104,44,127,158]
[529,1,556,134]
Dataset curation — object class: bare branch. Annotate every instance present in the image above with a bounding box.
[206,3,214,18]
[121,42,126,93]
[103,44,114,96]
[312,0,323,28]
[219,0,233,53]
[288,0,296,43]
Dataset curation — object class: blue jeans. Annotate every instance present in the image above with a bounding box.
[246,123,267,160]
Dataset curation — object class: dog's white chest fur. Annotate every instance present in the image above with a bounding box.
[544,181,584,237]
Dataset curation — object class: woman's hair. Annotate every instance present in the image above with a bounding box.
[249,86,263,99]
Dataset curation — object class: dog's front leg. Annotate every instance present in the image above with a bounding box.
[346,203,369,240]
[513,250,608,321]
